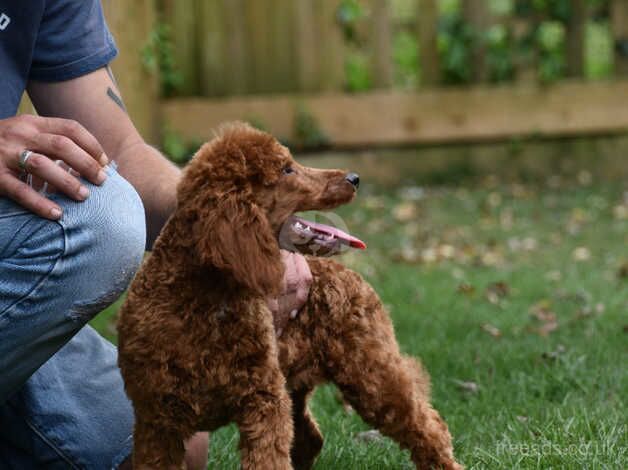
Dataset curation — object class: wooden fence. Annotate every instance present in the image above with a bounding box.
[21,1,628,149]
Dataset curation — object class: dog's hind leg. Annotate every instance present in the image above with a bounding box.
[290,387,323,470]
[315,276,462,470]
[328,347,461,470]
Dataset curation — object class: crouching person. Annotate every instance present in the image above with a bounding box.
[0,2,311,467]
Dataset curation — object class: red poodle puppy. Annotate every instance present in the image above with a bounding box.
[117,122,462,469]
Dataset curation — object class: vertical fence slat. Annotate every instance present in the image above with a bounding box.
[462,0,490,83]
[246,0,274,93]
[511,16,538,83]
[270,0,298,92]
[161,0,199,95]
[369,0,393,88]
[611,0,628,77]
[317,0,345,91]
[103,0,160,144]
[296,0,320,92]
[417,0,440,86]
[198,0,228,96]
[223,0,248,95]
[566,0,587,77]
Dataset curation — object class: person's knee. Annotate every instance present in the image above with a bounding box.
[61,166,146,321]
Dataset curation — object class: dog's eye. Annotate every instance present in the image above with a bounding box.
[282,166,295,175]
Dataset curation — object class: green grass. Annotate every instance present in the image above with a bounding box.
[92,170,628,469]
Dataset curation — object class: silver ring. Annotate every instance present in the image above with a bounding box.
[18,150,33,170]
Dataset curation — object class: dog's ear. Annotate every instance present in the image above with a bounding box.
[195,193,283,296]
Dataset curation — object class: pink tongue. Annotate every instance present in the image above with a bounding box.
[293,216,367,250]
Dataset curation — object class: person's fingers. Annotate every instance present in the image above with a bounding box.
[0,172,62,220]
[35,117,108,166]
[21,152,89,201]
[266,297,279,316]
[294,254,312,306]
[30,133,106,186]
[280,250,297,293]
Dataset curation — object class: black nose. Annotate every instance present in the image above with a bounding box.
[345,172,360,189]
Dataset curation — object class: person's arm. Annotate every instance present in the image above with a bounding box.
[27,67,177,247]
[26,67,311,320]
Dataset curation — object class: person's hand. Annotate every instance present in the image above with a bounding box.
[267,250,313,337]
[0,115,109,220]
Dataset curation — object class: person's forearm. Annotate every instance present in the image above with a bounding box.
[115,142,180,248]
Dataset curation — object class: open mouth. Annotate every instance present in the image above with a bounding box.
[279,215,366,255]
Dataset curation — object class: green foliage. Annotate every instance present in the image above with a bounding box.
[393,31,419,89]
[141,23,183,97]
[537,21,566,82]
[486,24,516,82]
[345,52,372,92]
[336,0,367,43]
[293,105,329,149]
[161,128,201,165]
[385,0,613,88]
[586,21,613,79]
[438,12,472,85]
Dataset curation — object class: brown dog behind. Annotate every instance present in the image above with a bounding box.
[117,123,462,469]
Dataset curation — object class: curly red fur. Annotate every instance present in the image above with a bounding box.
[117,122,462,469]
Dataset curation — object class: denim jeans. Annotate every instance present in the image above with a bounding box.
[0,164,146,469]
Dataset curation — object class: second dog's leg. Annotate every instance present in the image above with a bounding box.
[290,388,324,470]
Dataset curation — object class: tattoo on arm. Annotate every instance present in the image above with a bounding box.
[105,65,127,112]
[107,87,127,112]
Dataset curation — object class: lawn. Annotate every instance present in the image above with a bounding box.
[92,163,627,469]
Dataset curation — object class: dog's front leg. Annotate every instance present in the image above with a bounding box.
[231,307,294,470]
[236,366,294,470]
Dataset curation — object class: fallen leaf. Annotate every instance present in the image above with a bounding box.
[481,323,502,338]
[457,283,476,295]
[545,270,562,282]
[485,281,510,304]
[355,430,386,444]
[536,321,559,336]
[393,202,417,222]
[572,247,591,262]
[618,262,628,279]
[542,344,566,360]
[577,170,592,186]
[529,300,557,322]
[613,204,628,220]
[453,379,480,393]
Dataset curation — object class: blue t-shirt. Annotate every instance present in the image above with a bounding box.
[0,0,117,118]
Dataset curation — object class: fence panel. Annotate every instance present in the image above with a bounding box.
[416,0,440,86]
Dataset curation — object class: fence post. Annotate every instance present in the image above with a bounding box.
[103,0,161,145]
[611,0,628,77]
[160,0,199,95]
[566,0,587,77]
[270,0,298,92]
[198,0,230,96]
[317,0,345,91]
[295,0,320,92]
[223,0,248,95]
[462,0,490,83]
[417,0,440,86]
[369,0,393,88]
